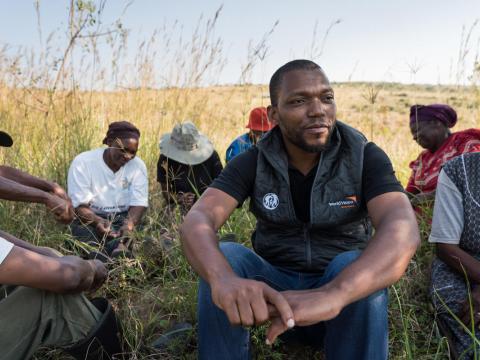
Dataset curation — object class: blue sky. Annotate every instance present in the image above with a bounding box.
[1,0,479,85]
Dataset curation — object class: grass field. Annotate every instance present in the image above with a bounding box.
[1,2,480,358]
[0,80,478,359]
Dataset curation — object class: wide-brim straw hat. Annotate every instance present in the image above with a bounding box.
[159,121,214,165]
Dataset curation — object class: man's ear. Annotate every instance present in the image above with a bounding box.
[267,105,279,126]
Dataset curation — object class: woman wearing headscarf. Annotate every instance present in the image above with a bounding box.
[407,104,480,205]
[157,121,223,214]
[68,121,148,259]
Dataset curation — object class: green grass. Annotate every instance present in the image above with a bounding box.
[0,194,448,359]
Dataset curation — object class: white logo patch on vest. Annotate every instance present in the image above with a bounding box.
[263,193,279,210]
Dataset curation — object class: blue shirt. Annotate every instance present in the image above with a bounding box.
[225,133,254,162]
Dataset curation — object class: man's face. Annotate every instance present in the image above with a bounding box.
[268,69,336,153]
[108,137,139,168]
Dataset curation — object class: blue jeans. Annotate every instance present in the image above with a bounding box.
[198,242,388,360]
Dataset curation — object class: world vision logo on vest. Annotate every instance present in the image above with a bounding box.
[328,195,358,209]
[263,193,279,210]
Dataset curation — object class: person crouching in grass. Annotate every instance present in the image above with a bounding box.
[68,121,148,260]
[157,121,223,215]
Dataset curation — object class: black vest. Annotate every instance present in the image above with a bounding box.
[250,121,371,273]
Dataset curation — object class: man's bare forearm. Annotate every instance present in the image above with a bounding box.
[0,247,97,293]
[75,205,104,225]
[0,175,51,204]
[0,166,54,192]
[180,209,236,284]
[0,230,40,252]
[124,206,147,230]
[320,202,419,307]
[0,230,62,257]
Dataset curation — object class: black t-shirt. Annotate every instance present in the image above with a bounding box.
[210,143,403,223]
[157,151,223,195]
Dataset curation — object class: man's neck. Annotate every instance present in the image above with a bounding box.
[103,149,120,173]
[282,138,320,176]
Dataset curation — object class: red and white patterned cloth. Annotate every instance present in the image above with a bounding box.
[406,128,480,194]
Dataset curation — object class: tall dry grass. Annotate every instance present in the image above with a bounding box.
[0,1,479,359]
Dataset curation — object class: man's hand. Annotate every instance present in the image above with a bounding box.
[119,222,133,239]
[88,259,108,291]
[44,193,74,223]
[459,287,480,326]
[49,182,70,201]
[266,288,345,344]
[182,192,196,208]
[95,220,118,239]
[178,192,195,208]
[210,274,295,329]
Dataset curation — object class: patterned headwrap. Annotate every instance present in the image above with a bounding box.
[102,121,140,144]
[409,104,457,128]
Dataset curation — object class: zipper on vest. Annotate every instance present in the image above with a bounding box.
[305,151,323,270]
[304,223,312,269]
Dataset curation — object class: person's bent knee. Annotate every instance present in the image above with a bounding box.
[218,241,250,258]
[218,242,256,275]
[324,250,362,279]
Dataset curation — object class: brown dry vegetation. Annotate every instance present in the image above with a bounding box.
[1,1,480,359]
[0,81,478,359]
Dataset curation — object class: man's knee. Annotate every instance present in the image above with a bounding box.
[324,250,362,280]
[218,242,258,276]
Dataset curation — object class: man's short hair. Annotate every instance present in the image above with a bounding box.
[269,59,324,106]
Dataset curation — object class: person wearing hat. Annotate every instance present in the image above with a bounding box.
[225,106,274,162]
[0,130,123,359]
[157,121,223,214]
[407,104,480,207]
[68,120,148,259]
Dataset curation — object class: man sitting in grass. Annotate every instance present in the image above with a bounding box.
[0,129,123,360]
[68,121,148,259]
[158,121,223,215]
[180,59,420,360]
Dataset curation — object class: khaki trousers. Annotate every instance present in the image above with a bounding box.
[0,285,101,360]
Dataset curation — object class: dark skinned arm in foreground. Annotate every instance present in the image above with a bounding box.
[0,167,73,223]
[0,238,107,293]
[0,230,62,258]
[266,191,420,343]
[0,165,69,199]
[180,188,295,331]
